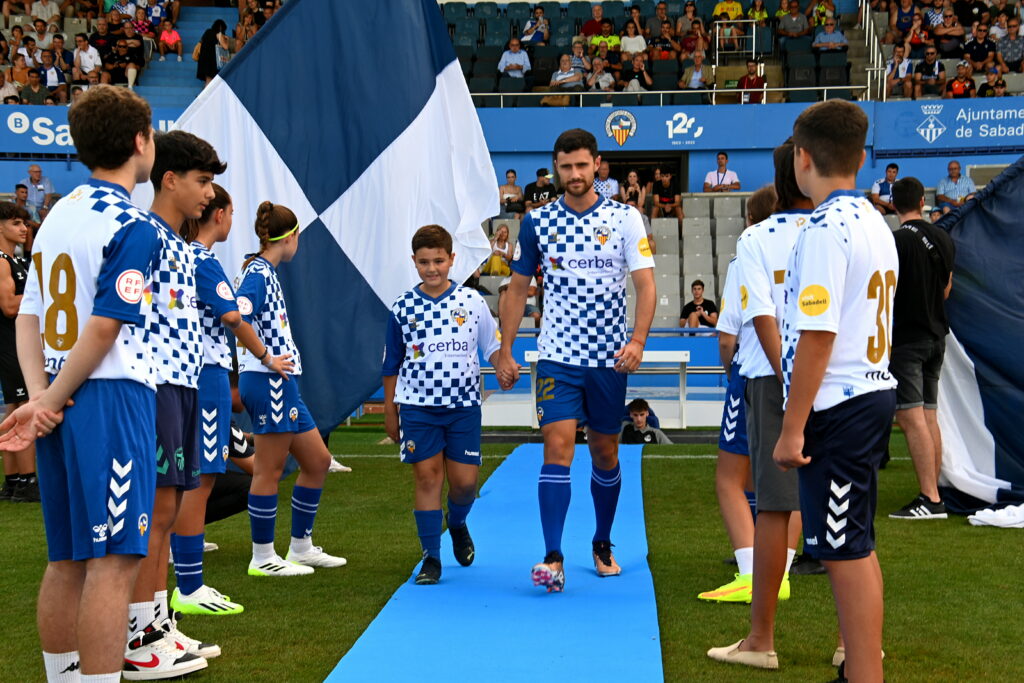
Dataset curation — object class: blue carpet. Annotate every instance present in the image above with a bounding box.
[325,444,663,682]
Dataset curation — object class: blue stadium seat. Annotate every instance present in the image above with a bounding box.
[650,59,678,74]
[783,36,813,53]
[635,0,656,14]
[476,45,505,60]
[788,89,819,102]
[483,32,511,47]
[652,73,678,90]
[602,1,626,19]
[753,26,773,55]
[472,59,500,77]
[568,1,592,20]
[474,2,499,19]
[454,45,475,61]
[552,34,572,48]
[453,17,481,39]
[818,51,848,67]
[506,2,533,20]
[469,75,496,92]
[673,91,704,104]
[787,53,816,68]
[538,1,563,18]
[697,0,717,21]
[666,1,684,16]
[444,2,468,20]
[453,33,476,48]
[534,44,561,59]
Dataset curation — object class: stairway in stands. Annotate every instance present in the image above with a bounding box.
[134,5,237,110]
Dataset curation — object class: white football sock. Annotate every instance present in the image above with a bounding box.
[80,674,120,683]
[42,650,80,682]
[153,589,168,622]
[734,546,754,576]
[127,601,155,639]
[785,547,797,574]
[289,535,313,555]
[252,542,277,562]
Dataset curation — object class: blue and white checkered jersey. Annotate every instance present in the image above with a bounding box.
[511,196,654,368]
[19,180,161,389]
[781,191,899,411]
[191,242,238,371]
[144,216,202,388]
[734,210,809,380]
[383,282,500,408]
[235,256,302,375]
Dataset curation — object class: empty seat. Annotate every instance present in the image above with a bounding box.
[682,216,711,236]
[444,1,468,19]
[506,2,532,19]
[453,17,480,38]
[683,232,712,253]
[651,73,678,91]
[651,217,679,238]
[538,1,562,18]
[654,233,680,256]
[884,214,900,230]
[715,232,739,258]
[654,253,680,273]
[715,215,745,237]
[474,2,500,19]
[713,197,742,218]
[716,251,734,277]
[682,198,710,218]
[683,252,713,274]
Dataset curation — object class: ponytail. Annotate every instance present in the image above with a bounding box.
[180,183,232,243]
[242,200,298,270]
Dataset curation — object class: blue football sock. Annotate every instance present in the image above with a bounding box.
[171,533,205,595]
[248,493,278,544]
[414,509,443,559]
[538,464,572,555]
[591,462,622,543]
[746,490,757,522]
[446,498,473,530]
[290,485,322,540]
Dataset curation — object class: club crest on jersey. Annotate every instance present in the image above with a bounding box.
[549,256,564,270]
[168,257,179,271]
[404,440,416,454]
[593,225,610,245]
[451,307,468,326]
[138,513,149,536]
[289,407,298,422]
[412,344,424,359]
[407,316,418,330]
[536,406,545,420]
[222,445,229,461]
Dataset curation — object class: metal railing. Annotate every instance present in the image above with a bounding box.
[860,0,887,100]
[712,18,762,66]
[473,84,868,107]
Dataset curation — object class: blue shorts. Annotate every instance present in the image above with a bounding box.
[718,364,749,456]
[156,384,200,490]
[38,379,156,561]
[239,371,317,435]
[398,404,482,466]
[799,390,896,561]
[535,360,627,435]
[197,366,232,475]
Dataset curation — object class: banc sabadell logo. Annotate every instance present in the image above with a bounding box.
[6,111,177,148]
[917,104,946,144]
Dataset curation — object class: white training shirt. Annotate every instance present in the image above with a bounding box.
[734,210,810,379]
[20,180,161,389]
[511,195,654,368]
[781,191,899,411]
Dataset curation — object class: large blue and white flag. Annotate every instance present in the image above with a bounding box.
[936,157,1024,509]
[171,0,496,429]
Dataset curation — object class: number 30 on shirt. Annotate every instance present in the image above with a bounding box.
[866,269,896,364]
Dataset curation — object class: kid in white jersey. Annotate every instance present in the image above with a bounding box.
[774,101,898,683]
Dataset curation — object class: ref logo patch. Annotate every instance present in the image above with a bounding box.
[638,237,652,258]
[237,296,253,315]
[216,281,234,301]
[798,285,830,316]
[115,270,145,304]
[451,307,468,326]
[740,285,749,310]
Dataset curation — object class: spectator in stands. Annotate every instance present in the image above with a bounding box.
[590,18,621,55]
[582,3,606,36]
[133,7,157,39]
[157,18,183,62]
[704,152,741,192]
[902,12,934,58]
[886,0,917,43]
[714,0,744,20]
[31,0,59,24]
[259,1,276,26]
[944,59,977,96]
[812,17,848,51]
[89,17,114,58]
[681,18,710,58]
[934,9,966,58]
[20,68,48,104]
[679,50,712,98]
[652,171,684,225]
[106,8,125,36]
[992,76,1009,94]
[716,14,745,52]
[977,65,1002,94]
[620,20,647,62]
[622,170,646,214]
[498,38,531,80]
[620,399,673,444]
[6,54,30,87]
[14,184,40,230]
[748,0,770,27]
[0,71,18,101]
[196,19,229,85]
[521,5,549,45]
[73,0,101,21]
[680,279,718,328]
[738,59,766,103]
[101,38,136,87]
[954,0,988,29]
[990,10,1010,41]
[3,0,28,21]
[870,163,900,214]
[677,2,700,35]
[524,168,556,211]
[988,0,1015,24]
[498,275,542,327]
[550,54,585,91]
[483,223,513,276]
[913,47,946,96]
[885,43,914,97]
[50,34,72,76]
[69,83,83,102]
[499,169,524,219]
[997,17,1023,72]
[806,0,837,27]
[649,20,682,60]
[18,37,42,68]
[234,9,257,51]
[887,177,955,522]
[594,40,622,76]
[777,1,811,50]
[593,160,620,201]
[72,31,101,82]
[2,95,18,103]
[963,23,997,71]
[121,21,144,65]
[935,159,976,212]
[646,1,670,38]
[38,49,66,102]
[569,39,591,73]
[110,0,133,20]
[30,18,52,50]
[923,0,945,28]
[619,53,653,90]
[587,56,616,95]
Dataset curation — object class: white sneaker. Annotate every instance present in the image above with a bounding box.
[158,55,165,61]
[286,545,348,568]
[177,55,182,62]
[328,457,352,473]
[203,541,219,552]
[171,584,244,616]
[159,614,221,659]
[248,554,315,576]
[124,623,207,680]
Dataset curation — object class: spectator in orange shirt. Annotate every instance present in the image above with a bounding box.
[158,18,183,61]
